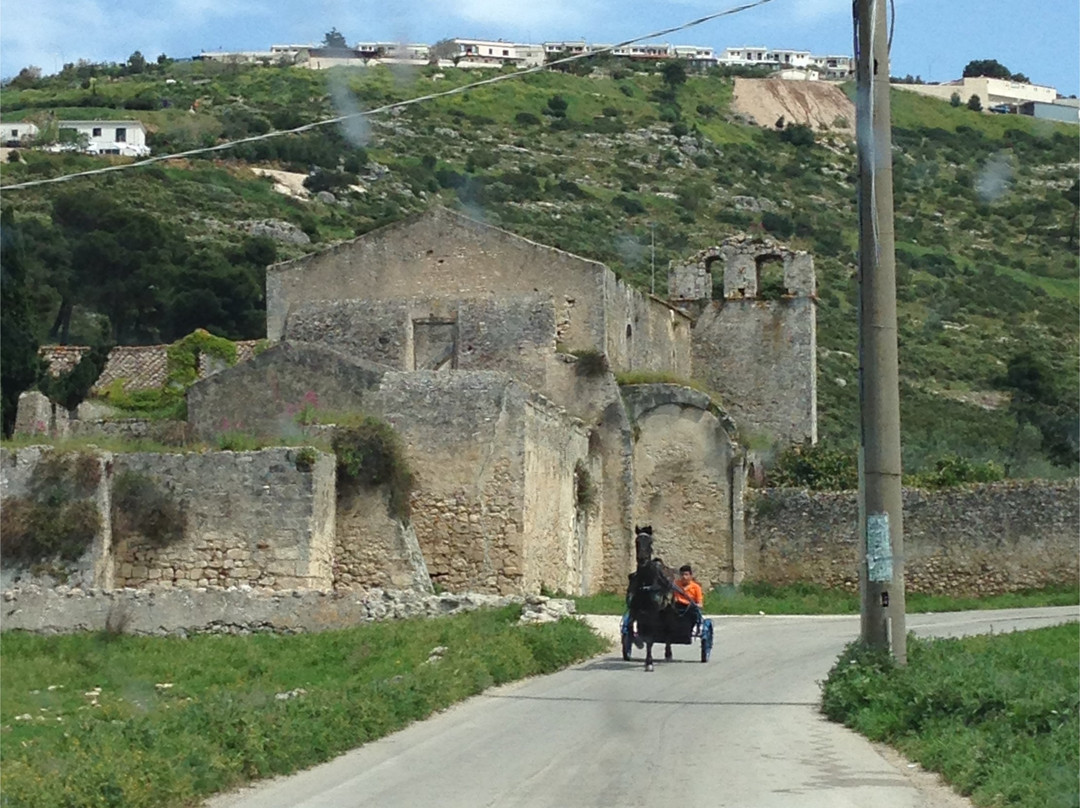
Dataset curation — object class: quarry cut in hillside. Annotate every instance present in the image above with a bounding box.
[732,78,856,133]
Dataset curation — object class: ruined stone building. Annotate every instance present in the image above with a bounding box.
[13,206,819,597]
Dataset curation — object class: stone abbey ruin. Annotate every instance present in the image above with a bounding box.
[6,207,1075,606]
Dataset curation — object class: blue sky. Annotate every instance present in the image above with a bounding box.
[2,0,1078,96]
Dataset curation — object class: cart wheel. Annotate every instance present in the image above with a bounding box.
[622,630,633,661]
[701,619,714,663]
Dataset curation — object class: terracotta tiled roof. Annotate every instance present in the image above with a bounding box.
[39,345,91,377]
[38,340,263,393]
[95,346,171,392]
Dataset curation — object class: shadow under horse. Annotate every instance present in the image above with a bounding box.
[625,526,686,671]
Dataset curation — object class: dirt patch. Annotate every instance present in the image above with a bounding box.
[251,168,310,199]
[732,78,855,134]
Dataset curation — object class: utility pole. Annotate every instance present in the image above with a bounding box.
[854,0,906,663]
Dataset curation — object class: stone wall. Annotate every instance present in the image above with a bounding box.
[266,206,687,378]
[111,449,336,590]
[285,294,557,392]
[522,393,598,595]
[622,384,743,589]
[187,341,387,442]
[0,447,113,590]
[542,355,635,591]
[746,480,1080,595]
[668,236,817,446]
[266,207,608,352]
[602,273,693,376]
[334,486,432,592]
[692,297,817,445]
[1,447,337,592]
[365,371,596,595]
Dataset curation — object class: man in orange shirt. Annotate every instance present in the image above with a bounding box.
[665,564,704,660]
[673,564,703,607]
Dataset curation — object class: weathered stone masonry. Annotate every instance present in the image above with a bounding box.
[746,480,1080,595]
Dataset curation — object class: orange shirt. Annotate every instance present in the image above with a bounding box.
[674,579,703,606]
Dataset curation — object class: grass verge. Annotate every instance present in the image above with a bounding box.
[0,606,607,808]
[821,625,1079,808]
[571,582,1080,615]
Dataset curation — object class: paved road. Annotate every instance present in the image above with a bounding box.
[206,607,1077,808]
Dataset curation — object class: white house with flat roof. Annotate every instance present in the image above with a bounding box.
[3,121,39,146]
[3,119,149,156]
[56,120,150,156]
[450,39,545,68]
[809,54,854,80]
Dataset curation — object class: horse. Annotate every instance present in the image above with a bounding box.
[625,526,677,671]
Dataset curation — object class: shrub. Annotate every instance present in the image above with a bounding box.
[515,112,541,126]
[905,454,1004,489]
[303,168,357,194]
[111,470,185,548]
[571,349,609,377]
[38,345,111,411]
[294,446,319,472]
[767,443,858,490]
[574,461,597,512]
[217,431,263,451]
[761,211,795,238]
[545,94,568,118]
[3,497,99,562]
[779,123,815,147]
[331,417,414,521]
[611,195,646,215]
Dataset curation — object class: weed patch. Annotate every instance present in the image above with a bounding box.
[0,607,606,807]
[821,625,1079,808]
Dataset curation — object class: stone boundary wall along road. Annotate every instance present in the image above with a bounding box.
[746,479,1080,595]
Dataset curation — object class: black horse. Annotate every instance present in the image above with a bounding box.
[625,526,677,672]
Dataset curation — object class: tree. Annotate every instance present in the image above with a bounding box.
[949,92,962,107]
[8,65,41,89]
[127,50,146,73]
[322,28,348,49]
[545,94,568,118]
[967,94,983,112]
[429,39,460,65]
[962,59,1012,80]
[661,61,687,90]
[0,208,45,435]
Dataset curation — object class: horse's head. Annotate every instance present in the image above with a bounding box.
[634,525,654,569]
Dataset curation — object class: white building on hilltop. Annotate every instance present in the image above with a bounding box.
[449,39,545,69]
[3,119,150,157]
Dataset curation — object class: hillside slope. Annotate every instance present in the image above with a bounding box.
[731,78,855,133]
[1,60,1076,475]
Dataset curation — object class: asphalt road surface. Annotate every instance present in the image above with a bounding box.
[206,607,1078,808]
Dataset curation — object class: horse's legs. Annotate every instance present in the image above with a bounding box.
[664,643,673,660]
[644,641,655,672]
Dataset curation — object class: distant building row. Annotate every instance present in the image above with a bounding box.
[892,76,1078,122]
[194,39,854,79]
[2,119,150,156]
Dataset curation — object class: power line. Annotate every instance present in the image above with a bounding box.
[3,0,778,192]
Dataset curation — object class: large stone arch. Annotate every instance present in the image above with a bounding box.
[621,384,746,588]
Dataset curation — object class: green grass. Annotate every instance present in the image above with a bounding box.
[821,624,1079,808]
[571,582,1080,615]
[0,606,607,807]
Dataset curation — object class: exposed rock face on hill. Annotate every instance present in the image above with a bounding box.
[732,78,855,133]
